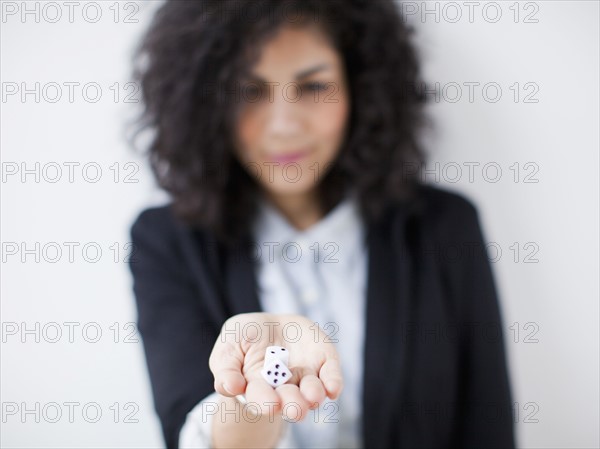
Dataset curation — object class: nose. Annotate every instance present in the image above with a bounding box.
[264,86,304,138]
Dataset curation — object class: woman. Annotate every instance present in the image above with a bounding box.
[128,1,515,448]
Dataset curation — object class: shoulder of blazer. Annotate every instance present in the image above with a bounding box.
[130,203,192,239]
[417,183,479,221]
[410,184,494,317]
[130,204,193,267]
[128,204,208,287]
[129,203,228,322]
[407,183,482,241]
[129,202,222,268]
[129,203,215,255]
[129,202,223,289]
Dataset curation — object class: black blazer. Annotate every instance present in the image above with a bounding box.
[128,184,515,449]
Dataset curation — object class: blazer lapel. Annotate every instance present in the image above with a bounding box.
[362,205,414,448]
[223,235,263,315]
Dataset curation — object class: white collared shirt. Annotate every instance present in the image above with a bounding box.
[179,192,368,448]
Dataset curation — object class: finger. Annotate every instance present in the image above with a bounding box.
[276,383,311,422]
[319,358,344,400]
[299,372,326,408]
[245,377,281,416]
[210,344,246,397]
[213,368,247,397]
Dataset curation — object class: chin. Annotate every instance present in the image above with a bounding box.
[260,178,318,197]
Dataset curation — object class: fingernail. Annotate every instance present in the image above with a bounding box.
[235,394,248,405]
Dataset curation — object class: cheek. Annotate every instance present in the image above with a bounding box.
[311,97,350,158]
[235,112,261,162]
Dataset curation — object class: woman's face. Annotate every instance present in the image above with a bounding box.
[234,25,350,198]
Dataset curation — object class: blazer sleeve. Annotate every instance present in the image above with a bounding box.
[128,208,220,449]
[450,199,516,448]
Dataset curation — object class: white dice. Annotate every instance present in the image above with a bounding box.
[261,346,291,387]
[261,358,292,387]
[265,346,289,365]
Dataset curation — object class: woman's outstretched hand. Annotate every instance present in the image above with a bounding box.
[209,312,344,421]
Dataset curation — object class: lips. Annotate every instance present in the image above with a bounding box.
[268,148,312,164]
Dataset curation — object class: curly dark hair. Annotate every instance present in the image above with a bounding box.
[132,0,430,246]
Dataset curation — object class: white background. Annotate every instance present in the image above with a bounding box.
[1,1,598,447]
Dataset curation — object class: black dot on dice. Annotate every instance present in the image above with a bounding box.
[267,371,271,375]
[271,351,275,354]
[274,379,278,383]
[281,348,286,351]
[274,371,279,376]
[275,364,280,369]
[282,372,286,377]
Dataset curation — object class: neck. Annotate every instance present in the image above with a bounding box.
[264,188,323,231]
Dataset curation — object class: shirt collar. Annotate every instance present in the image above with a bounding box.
[252,190,365,255]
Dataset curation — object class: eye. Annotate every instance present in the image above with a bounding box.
[242,84,263,100]
[303,81,328,92]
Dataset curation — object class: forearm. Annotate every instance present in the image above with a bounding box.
[212,395,285,449]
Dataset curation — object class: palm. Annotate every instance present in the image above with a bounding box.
[209,313,343,420]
